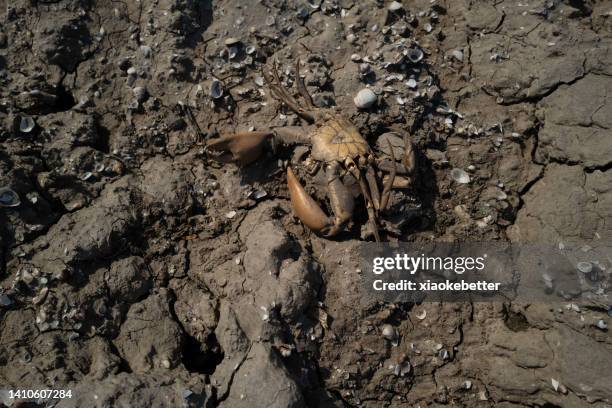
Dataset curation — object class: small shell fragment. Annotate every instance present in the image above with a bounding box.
[451,49,464,61]
[224,37,241,46]
[596,319,607,330]
[225,210,237,219]
[406,48,424,63]
[210,79,224,99]
[20,116,36,133]
[354,88,377,109]
[388,1,403,11]
[451,168,471,184]
[0,187,21,207]
[415,309,427,320]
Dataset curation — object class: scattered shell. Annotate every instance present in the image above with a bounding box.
[596,319,607,330]
[0,293,12,307]
[451,168,471,184]
[161,359,171,369]
[354,88,377,109]
[80,172,93,181]
[393,360,411,376]
[576,261,593,274]
[228,46,238,59]
[381,324,398,346]
[19,116,36,133]
[551,378,567,394]
[265,15,275,26]
[0,187,21,207]
[351,53,362,62]
[224,37,241,46]
[245,45,256,55]
[464,380,472,390]
[210,79,224,99]
[251,190,268,200]
[406,78,417,89]
[254,75,264,87]
[415,309,427,320]
[388,1,403,11]
[127,67,137,76]
[424,23,433,33]
[451,49,464,61]
[406,48,424,63]
[225,210,237,219]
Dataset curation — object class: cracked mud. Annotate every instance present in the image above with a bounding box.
[1,0,611,407]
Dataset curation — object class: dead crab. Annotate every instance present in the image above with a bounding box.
[206,61,416,241]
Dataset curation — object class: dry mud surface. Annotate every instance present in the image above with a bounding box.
[1,0,611,407]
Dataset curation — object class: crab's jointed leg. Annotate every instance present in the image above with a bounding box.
[263,60,315,123]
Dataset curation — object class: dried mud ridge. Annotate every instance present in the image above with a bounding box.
[0,0,611,407]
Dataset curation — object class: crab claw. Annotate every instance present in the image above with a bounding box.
[287,166,330,233]
[206,132,271,165]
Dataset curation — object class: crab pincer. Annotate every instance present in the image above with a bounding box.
[205,131,271,165]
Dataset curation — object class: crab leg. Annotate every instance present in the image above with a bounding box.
[346,161,381,242]
[380,139,397,210]
[263,61,315,123]
[295,60,315,109]
[287,164,354,237]
[365,166,381,210]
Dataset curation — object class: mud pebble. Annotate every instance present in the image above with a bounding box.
[354,88,377,109]
[451,168,470,184]
[140,45,152,58]
[0,187,20,207]
[0,293,13,307]
[576,261,593,274]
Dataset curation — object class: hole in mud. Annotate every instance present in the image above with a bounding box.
[54,84,77,112]
[182,333,224,375]
[505,311,530,332]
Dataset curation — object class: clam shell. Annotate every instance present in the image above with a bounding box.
[354,88,377,109]
[210,79,224,99]
[451,168,470,184]
[19,116,36,133]
[0,187,21,207]
[406,48,424,63]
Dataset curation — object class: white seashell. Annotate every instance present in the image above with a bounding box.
[451,168,470,184]
[388,1,403,11]
[415,309,427,320]
[246,45,256,55]
[406,78,417,89]
[596,319,607,330]
[353,88,377,109]
[381,324,397,341]
[20,116,36,133]
[451,49,464,61]
[225,210,237,219]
